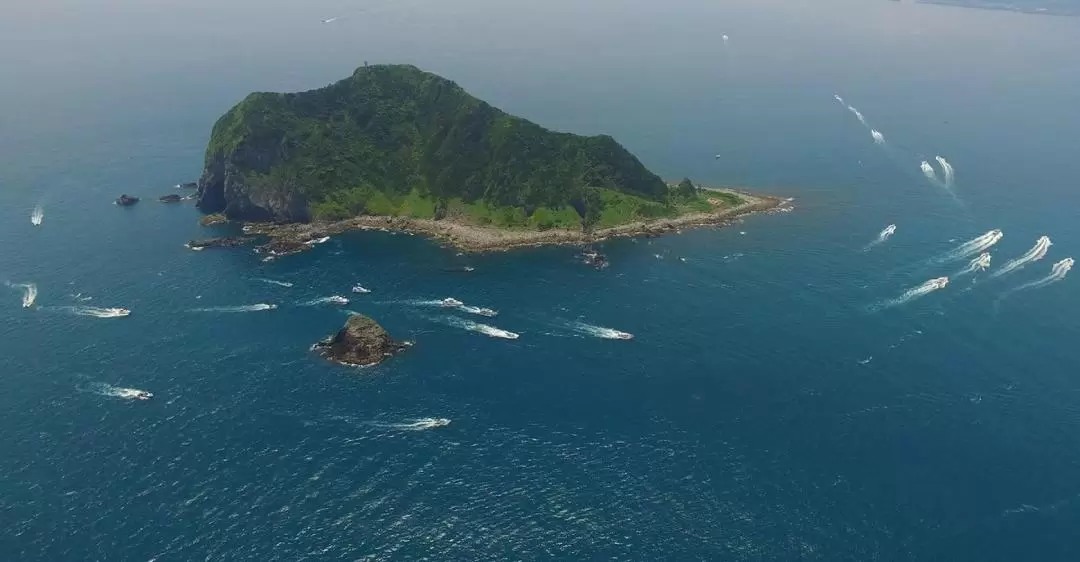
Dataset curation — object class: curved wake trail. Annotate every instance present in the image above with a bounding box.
[991,236,1052,278]
[935,156,955,186]
[568,321,634,340]
[366,418,451,431]
[1001,258,1074,299]
[432,316,519,339]
[79,381,152,400]
[191,304,277,313]
[7,282,38,307]
[870,277,949,312]
[864,224,897,251]
[253,278,293,288]
[31,206,44,226]
[847,105,869,128]
[935,229,1004,264]
[955,252,991,277]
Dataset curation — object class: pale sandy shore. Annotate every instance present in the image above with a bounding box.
[238,189,793,254]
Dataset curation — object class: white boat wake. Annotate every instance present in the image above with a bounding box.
[955,252,991,277]
[31,205,44,226]
[301,296,349,306]
[870,277,949,312]
[366,418,451,431]
[991,236,1052,278]
[1000,258,1073,299]
[459,305,498,318]
[434,316,519,339]
[405,297,492,315]
[7,282,38,308]
[56,306,131,318]
[569,321,634,340]
[935,229,1004,263]
[846,105,869,128]
[254,278,293,288]
[920,160,938,182]
[191,304,277,313]
[80,381,152,401]
[935,156,956,186]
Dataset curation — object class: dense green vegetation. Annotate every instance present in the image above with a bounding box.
[205,64,736,228]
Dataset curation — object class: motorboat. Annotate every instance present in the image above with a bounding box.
[351,285,371,294]
[440,297,464,307]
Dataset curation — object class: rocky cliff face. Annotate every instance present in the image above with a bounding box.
[196,142,310,222]
[312,314,410,367]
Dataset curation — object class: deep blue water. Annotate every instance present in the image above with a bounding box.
[3,1,1080,560]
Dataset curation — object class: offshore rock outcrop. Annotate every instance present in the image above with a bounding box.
[312,314,411,367]
[185,237,253,251]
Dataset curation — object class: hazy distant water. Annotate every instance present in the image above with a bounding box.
[2,1,1080,560]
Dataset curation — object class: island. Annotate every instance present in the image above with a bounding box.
[312,314,411,367]
[194,64,789,252]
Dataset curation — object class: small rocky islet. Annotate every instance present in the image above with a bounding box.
[312,314,411,368]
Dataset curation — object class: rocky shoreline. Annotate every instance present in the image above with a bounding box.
[185,237,253,251]
[231,189,791,257]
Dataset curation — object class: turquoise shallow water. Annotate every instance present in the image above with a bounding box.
[3,0,1080,560]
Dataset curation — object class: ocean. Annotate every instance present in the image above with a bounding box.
[2,0,1079,560]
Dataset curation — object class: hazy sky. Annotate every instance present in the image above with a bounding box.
[1,0,1077,180]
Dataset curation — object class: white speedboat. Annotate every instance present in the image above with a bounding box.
[351,285,371,294]
[440,297,464,307]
